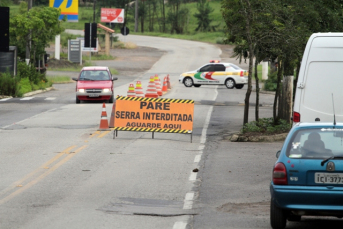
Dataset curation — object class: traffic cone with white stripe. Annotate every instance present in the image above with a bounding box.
[127,84,136,97]
[109,100,116,128]
[167,74,171,89]
[154,75,163,96]
[145,76,159,98]
[162,76,168,93]
[135,81,145,98]
[98,103,110,130]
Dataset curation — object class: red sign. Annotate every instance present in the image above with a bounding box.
[101,8,125,23]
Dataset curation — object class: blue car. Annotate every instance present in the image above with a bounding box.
[270,122,343,229]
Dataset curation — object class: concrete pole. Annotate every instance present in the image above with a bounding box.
[105,32,110,56]
[135,0,138,32]
[25,0,32,65]
[262,61,268,80]
[55,35,60,60]
[93,0,96,23]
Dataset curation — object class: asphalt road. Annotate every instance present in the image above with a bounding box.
[1,33,341,229]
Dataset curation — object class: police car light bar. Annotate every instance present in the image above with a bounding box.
[209,60,220,63]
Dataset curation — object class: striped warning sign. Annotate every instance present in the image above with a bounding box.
[114,96,194,134]
[116,96,194,104]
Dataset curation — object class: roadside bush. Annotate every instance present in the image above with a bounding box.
[17,61,47,85]
[241,118,291,135]
[0,72,19,96]
[18,77,32,95]
[0,61,51,97]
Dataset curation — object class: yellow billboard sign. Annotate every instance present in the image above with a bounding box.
[49,0,78,22]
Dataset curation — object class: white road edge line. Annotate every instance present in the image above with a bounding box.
[194,155,201,163]
[173,221,188,229]
[189,172,197,182]
[183,192,195,210]
[1,108,58,129]
[200,106,214,144]
[174,82,218,229]
[20,97,34,100]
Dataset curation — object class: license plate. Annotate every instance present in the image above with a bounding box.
[88,93,100,97]
[315,173,343,184]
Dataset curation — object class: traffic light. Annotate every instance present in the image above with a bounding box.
[0,7,9,52]
[84,23,97,48]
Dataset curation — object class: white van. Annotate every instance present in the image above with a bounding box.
[293,33,343,123]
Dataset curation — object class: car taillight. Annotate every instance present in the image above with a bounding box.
[273,162,287,185]
[293,112,300,123]
[240,71,244,77]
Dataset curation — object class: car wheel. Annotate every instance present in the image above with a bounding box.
[270,201,287,229]
[76,96,80,104]
[194,84,201,87]
[109,94,114,103]
[235,84,244,89]
[183,77,194,87]
[225,78,235,89]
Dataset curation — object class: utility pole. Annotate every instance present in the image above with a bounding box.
[135,0,138,32]
[25,0,32,65]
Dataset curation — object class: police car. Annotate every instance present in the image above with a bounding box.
[179,60,248,89]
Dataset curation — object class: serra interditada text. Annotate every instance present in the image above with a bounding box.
[115,111,193,122]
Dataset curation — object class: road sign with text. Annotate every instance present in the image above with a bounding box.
[101,8,124,23]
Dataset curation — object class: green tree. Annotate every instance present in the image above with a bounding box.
[194,0,214,32]
[10,6,65,65]
[222,0,265,125]
[222,0,343,124]
[167,0,189,34]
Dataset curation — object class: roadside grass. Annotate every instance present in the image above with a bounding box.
[47,76,72,84]
[129,31,226,44]
[82,54,115,60]
[48,65,118,75]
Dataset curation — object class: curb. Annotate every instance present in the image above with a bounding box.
[23,87,54,97]
[228,132,288,142]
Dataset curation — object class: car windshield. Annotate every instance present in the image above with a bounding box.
[79,70,110,81]
[286,128,343,159]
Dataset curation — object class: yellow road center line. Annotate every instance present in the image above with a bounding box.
[98,131,111,138]
[89,131,101,138]
[0,145,87,205]
[0,146,76,197]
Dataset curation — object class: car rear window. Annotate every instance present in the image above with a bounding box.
[227,64,241,70]
[214,64,225,72]
[287,128,343,159]
[79,70,110,81]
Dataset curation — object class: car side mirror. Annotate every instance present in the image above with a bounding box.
[276,150,281,158]
[112,77,118,81]
[72,77,78,81]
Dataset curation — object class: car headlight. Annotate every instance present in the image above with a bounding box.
[78,89,85,93]
[103,88,110,93]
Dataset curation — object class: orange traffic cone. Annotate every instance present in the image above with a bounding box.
[145,76,159,98]
[135,81,145,98]
[109,101,116,128]
[98,103,110,130]
[154,75,163,96]
[167,74,171,89]
[162,76,168,93]
[127,83,136,97]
